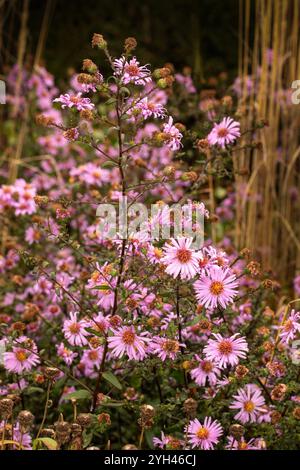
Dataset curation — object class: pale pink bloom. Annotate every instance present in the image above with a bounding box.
[194,266,238,309]
[63,312,89,346]
[130,97,166,119]
[81,346,103,370]
[162,237,202,280]
[162,116,183,150]
[25,226,41,245]
[53,92,94,111]
[230,384,266,423]
[175,73,196,93]
[279,309,300,344]
[4,337,40,374]
[113,56,151,85]
[185,417,223,450]
[190,354,221,386]
[207,117,240,149]
[293,275,300,296]
[203,333,248,368]
[56,342,78,366]
[226,436,260,450]
[153,432,170,449]
[108,326,150,361]
[149,336,184,361]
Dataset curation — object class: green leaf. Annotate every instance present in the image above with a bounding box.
[102,371,122,390]
[33,437,58,450]
[84,327,103,338]
[102,160,119,169]
[24,386,45,395]
[64,389,91,400]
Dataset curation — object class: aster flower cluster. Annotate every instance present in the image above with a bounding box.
[0,35,299,452]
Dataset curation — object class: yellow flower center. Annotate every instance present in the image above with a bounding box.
[162,339,180,353]
[196,427,209,440]
[201,360,213,373]
[217,128,229,138]
[244,400,255,412]
[69,323,80,334]
[122,329,136,345]
[177,248,192,263]
[210,281,224,296]
[218,339,233,355]
[15,350,28,362]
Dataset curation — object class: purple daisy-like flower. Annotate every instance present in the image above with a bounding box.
[203,333,248,368]
[207,117,240,149]
[185,417,223,450]
[193,265,238,310]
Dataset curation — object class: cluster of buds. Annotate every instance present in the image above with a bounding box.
[153,67,174,89]
[138,404,155,429]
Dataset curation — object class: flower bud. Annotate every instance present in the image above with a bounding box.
[92,33,107,49]
[18,410,34,433]
[0,398,13,420]
[229,424,245,439]
[82,59,98,74]
[124,37,137,53]
[76,413,92,428]
[183,398,197,417]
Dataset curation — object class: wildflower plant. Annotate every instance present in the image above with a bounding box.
[0,35,299,452]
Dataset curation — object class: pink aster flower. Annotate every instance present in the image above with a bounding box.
[161,237,202,280]
[279,309,300,344]
[203,333,248,368]
[230,384,266,423]
[226,436,260,450]
[53,92,94,111]
[63,312,89,346]
[129,97,166,120]
[107,326,150,361]
[185,417,223,450]
[149,336,184,361]
[113,56,151,85]
[3,337,40,374]
[193,266,238,309]
[162,116,183,151]
[56,342,78,366]
[190,354,221,386]
[207,117,240,149]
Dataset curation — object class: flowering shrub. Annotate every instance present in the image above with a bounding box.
[0,35,299,451]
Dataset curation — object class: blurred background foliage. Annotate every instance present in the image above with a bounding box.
[1,0,239,81]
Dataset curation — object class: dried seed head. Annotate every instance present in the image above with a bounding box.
[266,361,286,377]
[97,413,111,426]
[36,113,55,127]
[82,59,98,73]
[292,407,300,420]
[55,420,71,445]
[234,365,249,379]
[63,128,79,142]
[124,37,137,53]
[153,67,171,79]
[229,424,245,439]
[122,444,138,450]
[140,404,155,420]
[271,384,287,401]
[71,423,82,437]
[43,367,60,381]
[0,398,13,420]
[76,413,92,428]
[270,410,281,424]
[92,33,107,49]
[17,410,34,432]
[80,109,94,121]
[40,428,56,439]
[240,248,251,259]
[247,261,261,277]
[183,398,198,417]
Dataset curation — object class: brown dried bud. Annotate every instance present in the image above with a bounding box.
[181,171,198,182]
[76,413,92,428]
[82,59,98,73]
[18,410,34,432]
[183,398,197,417]
[0,398,13,420]
[182,360,193,371]
[261,279,275,289]
[124,37,137,53]
[246,261,261,277]
[109,315,122,328]
[92,33,107,49]
[77,73,95,85]
[122,444,138,450]
[240,248,251,259]
[43,367,60,381]
[163,165,176,179]
[34,195,49,207]
[70,423,82,437]
[80,109,94,121]
[221,95,233,108]
[270,410,281,424]
[266,361,286,377]
[36,113,55,127]
[22,303,40,321]
[196,138,210,151]
[153,67,171,79]
[55,420,71,444]
[271,384,287,401]
[63,128,79,142]
[139,404,155,428]
[40,428,56,439]
[11,321,26,332]
[234,365,249,379]
[293,407,300,420]
[97,413,111,426]
[229,424,245,439]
